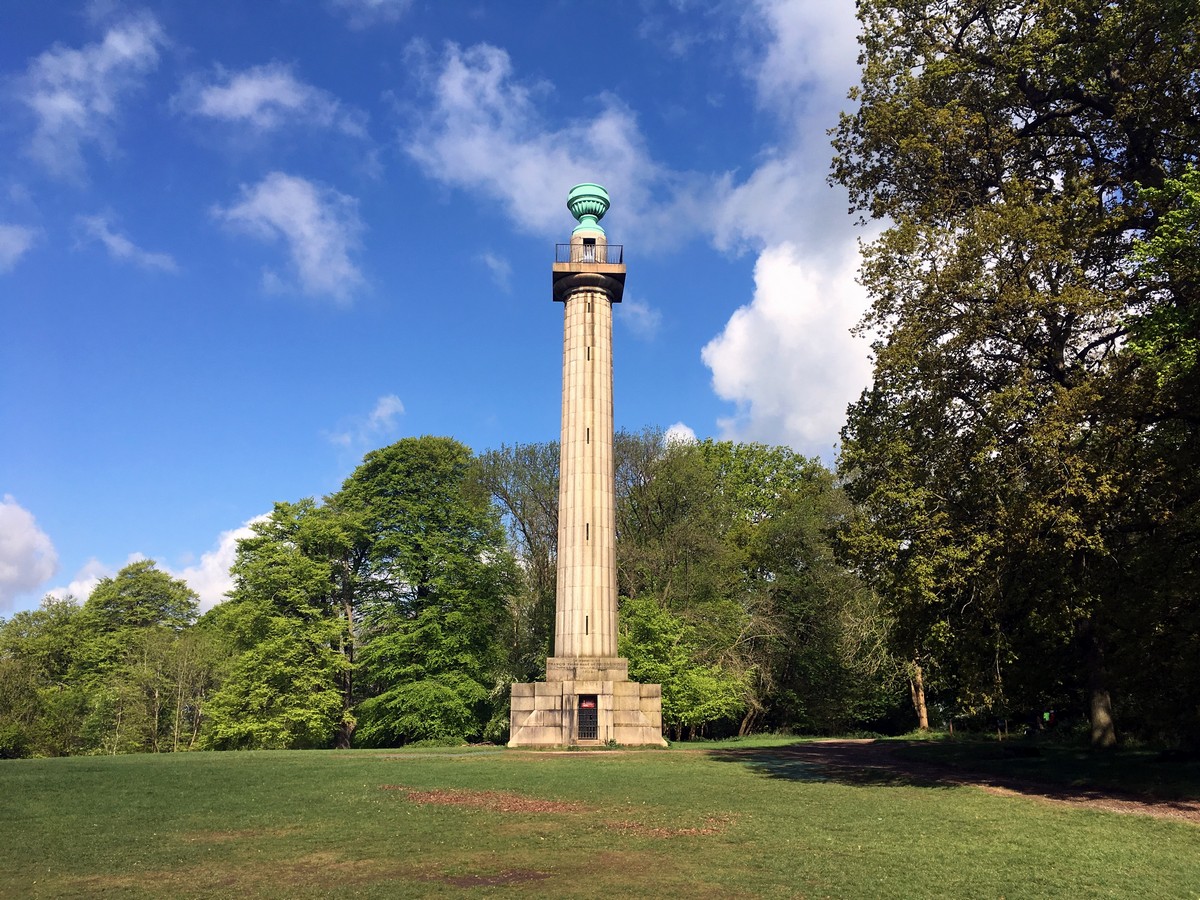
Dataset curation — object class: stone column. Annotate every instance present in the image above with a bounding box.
[555,282,617,658]
[508,183,665,747]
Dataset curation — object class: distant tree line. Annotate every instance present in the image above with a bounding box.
[0,433,906,756]
[3,420,1198,756]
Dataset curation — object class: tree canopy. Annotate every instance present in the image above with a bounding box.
[833,0,1200,746]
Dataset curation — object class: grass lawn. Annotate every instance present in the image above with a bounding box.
[2,737,1198,898]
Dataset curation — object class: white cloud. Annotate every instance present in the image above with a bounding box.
[41,518,261,613]
[171,518,264,612]
[76,214,178,271]
[405,19,871,455]
[330,0,413,27]
[478,251,512,292]
[701,243,870,458]
[367,394,405,431]
[213,171,365,302]
[326,393,405,447]
[0,224,40,272]
[405,43,701,247]
[44,556,119,604]
[176,62,366,137]
[693,0,871,453]
[0,496,59,610]
[746,0,862,125]
[15,14,165,180]
[665,422,698,445]
[710,0,862,256]
[616,297,662,340]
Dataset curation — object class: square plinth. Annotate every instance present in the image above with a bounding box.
[508,665,666,748]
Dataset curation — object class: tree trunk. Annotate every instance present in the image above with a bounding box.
[1080,615,1117,748]
[334,718,356,750]
[909,659,929,731]
[336,572,357,751]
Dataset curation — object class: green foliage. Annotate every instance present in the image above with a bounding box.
[833,0,1200,746]
[1131,166,1200,385]
[201,620,349,750]
[0,562,220,757]
[355,674,487,745]
[619,595,746,735]
[616,433,897,737]
[201,500,359,750]
[0,598,87,757]
[347,437,516,746]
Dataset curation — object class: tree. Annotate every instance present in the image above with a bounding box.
[619,595,746,740]
[616,435,892,736]
[832,0,1200,745]
[201,500,360,750]
[473,442,560,681]
[0,598,86,757]
[69,561,201,754]
[341,437,516,746]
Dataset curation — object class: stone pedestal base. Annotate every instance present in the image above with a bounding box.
[508,659,666,747]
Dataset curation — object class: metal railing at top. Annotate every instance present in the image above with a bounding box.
[555,243,624,264]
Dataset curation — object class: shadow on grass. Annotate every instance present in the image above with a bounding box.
[706,740,956,790]
[700,739,1200,825]
[705,739,1200,823]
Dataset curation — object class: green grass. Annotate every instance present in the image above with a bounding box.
[2,738,1198,898]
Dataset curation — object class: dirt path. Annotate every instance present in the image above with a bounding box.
[718,740,1200,824]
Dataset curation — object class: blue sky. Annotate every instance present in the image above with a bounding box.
[1,0,872,615]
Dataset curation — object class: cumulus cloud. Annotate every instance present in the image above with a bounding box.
[747,0,862,125]
[665,422,698,445]
[44,555,124,604]
[711,0,862,256]
[404,16,871,454]
[0,224,40,272]
[213,171,365,302]
[694,0,871,452]
[171,518,264,612]
[701,243,870,458]
[326,393,405,447]
[76,214,178,271]
[405,42,702,247]
[329,0,413,27]
[175,62,366,137]
[15,14,165,180]
[42,518,262,612]
[0,496,59,610]
[616,297,662,340]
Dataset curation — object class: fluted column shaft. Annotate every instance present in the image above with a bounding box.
[555,284,617,658]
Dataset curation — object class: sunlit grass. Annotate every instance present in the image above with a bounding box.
[3,741,1198,898]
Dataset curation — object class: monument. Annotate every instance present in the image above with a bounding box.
[508,184,667,747]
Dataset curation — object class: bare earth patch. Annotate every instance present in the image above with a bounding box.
[421,869,554,888]
[380,784,588,813]
[607,814,737,838]
[380,784,735,838]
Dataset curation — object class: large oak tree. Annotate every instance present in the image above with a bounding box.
[833,0,1200,745]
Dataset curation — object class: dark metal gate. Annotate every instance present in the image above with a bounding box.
[578,695,598,741]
